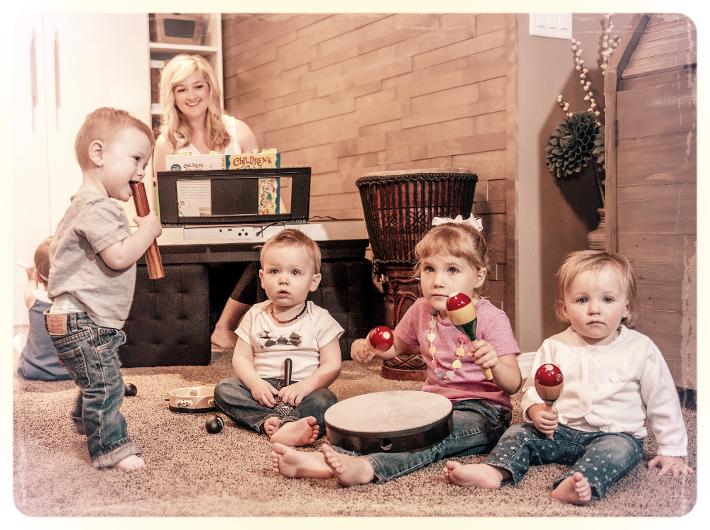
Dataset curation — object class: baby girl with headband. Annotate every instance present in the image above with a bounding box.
[270,215,522,486]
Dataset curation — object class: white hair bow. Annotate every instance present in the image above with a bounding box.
[431,214,483,232]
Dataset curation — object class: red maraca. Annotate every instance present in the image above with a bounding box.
[534,363,564,439]
[367,326,394,352]
[446,292,492,380]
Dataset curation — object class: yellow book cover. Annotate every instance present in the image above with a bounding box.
[228,149,281,215]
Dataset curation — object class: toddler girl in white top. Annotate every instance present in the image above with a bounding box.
[444,250,692,504]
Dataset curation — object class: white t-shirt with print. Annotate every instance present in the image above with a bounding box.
[236,300,344,381]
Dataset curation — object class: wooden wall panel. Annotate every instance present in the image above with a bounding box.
[623,15,696,78]
[616,134,695,186]
[617,83,695,139]
[222,13,516,314]
[607,13,696,389]
[616,184,696,234]
[617,233,694,283]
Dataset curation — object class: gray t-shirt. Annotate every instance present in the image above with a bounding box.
[48,190,136,329]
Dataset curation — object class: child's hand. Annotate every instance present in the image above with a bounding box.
[25,265,36,281]
[467,340,498,372]
[350,338,378,363]
[648,455,694,477]
[278,381,312,407]
[134,212,163,239]
[250,379,278,407]
[528,403,558,437]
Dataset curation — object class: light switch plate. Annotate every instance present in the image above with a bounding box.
[529,13,572,39]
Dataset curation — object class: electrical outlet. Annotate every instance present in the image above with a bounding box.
[217,226,255,240]
[235,226,254,239]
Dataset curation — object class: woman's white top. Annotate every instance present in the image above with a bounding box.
[183,115,243,155]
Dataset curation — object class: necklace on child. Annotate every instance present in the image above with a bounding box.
[427,307,473,380]
[269,303,307,324]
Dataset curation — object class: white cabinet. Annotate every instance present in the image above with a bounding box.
[12,14,151,325]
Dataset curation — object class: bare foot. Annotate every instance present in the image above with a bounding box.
[270,417,319,447]
[211,327,237,351]
[444,461,508,488]
[270,442,333,478]
[115,454,145,472]
[321,444,375,486]
[263,416,281,437]
[550,472,592,505]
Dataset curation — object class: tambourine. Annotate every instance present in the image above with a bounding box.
[168,385,216,413]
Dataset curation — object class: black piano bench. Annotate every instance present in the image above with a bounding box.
[120,263,211,367]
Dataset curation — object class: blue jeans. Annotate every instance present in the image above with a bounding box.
[337,399,511,483]
[45,312,140,468]
[213,377,337,434]
[484,423,644,499]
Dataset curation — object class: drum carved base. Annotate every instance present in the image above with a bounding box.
[381,354,428,381]
[381,265,427,381]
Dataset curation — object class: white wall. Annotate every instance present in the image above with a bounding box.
[514,13,634,352]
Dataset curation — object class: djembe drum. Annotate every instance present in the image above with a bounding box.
[356,169,478,380]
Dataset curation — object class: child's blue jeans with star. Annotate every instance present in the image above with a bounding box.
[484,422,644,499]
[333,399,511,482]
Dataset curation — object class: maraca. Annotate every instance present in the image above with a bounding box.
[446,292,492,380]
[367,325,394,351]
[534,363,564,439]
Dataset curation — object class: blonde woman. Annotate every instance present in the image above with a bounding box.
[155,54,260,350]
[154,54,258,169]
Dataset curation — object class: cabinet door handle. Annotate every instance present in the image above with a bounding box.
[53,30,61,126]
[30,29,38,130]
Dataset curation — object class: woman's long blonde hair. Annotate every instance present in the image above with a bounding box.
[158,54,230,152]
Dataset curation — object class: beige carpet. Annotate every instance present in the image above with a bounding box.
[13,350,696,517]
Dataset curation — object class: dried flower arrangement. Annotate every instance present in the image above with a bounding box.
[545,14,620,205]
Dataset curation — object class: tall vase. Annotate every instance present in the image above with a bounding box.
[587,207,606,250]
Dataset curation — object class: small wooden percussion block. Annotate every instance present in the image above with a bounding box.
[324,390,453,453]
